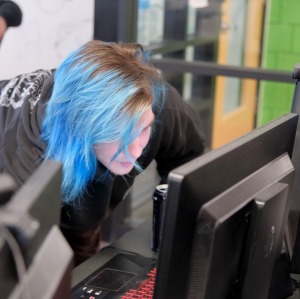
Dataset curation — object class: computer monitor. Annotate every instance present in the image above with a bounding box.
[0,160,73,299]
[154,113,298,299]
[289,65,300,273]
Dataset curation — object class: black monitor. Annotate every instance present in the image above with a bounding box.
[154,113,298,299]
[0,160,73,299]
[289,65,300,273]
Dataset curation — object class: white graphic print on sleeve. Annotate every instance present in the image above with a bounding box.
[0,69,52,110]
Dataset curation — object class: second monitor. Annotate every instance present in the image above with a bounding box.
[154,113,298,299]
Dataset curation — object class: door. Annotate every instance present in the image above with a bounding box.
[211,0,264,149]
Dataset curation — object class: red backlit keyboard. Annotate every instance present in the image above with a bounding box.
[120,267,156,299]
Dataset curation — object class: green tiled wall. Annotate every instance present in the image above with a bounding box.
[257,0,300,126]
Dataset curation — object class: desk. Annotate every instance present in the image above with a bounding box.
[71,219,155,288]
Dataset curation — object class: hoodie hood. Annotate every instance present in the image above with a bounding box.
[0,69,54,185]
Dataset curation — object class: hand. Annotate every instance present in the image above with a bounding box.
[0,16,8,42]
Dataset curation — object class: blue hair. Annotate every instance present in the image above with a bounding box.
[41,41,166,203]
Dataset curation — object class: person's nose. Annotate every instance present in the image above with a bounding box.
[128,136,144,160]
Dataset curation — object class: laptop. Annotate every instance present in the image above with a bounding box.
[71,220,157,299]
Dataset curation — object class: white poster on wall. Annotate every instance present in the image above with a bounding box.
[0,0,94,80]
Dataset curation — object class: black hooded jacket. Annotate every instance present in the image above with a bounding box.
[0,69,206,264]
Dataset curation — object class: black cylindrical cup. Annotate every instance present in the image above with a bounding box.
[152,184,168,252]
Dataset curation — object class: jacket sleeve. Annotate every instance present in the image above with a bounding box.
[155,84,206,182]
[60,164,114,266]
[0,1,22,27]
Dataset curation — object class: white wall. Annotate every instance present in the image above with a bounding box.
[0,0,94,80]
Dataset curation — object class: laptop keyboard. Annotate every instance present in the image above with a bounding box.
[120,267,156,299]
[71,253,156,299]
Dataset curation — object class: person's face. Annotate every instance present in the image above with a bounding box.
[93,106,155,175]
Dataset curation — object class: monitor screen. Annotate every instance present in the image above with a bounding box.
[154,113,298,299]
[0,160,73,299]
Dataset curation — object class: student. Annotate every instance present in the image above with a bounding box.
[0,40,205,265]
[0,0,22,43]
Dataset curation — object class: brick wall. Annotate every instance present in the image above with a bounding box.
[257,0,300,126]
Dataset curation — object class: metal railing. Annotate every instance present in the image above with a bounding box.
[150,57,293,83]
